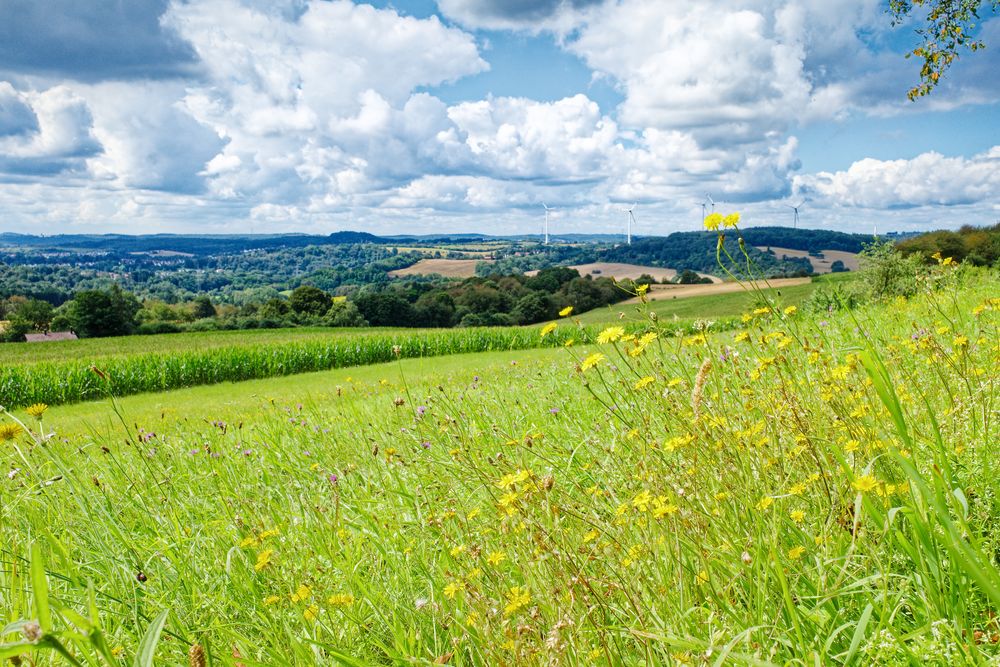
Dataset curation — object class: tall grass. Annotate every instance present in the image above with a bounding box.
[1,262,996,664]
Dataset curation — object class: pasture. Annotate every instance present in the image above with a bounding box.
[388,258,487,277]
[1,264,997,665]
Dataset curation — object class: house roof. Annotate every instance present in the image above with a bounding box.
[24,331,78,343]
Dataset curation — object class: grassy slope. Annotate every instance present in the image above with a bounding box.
[1,271,997,664]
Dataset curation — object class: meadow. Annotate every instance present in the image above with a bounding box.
[1,258,998,665]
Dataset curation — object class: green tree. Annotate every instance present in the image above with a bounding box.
[890,0,999,99]
[12,298,54,332]
[191,295,217,319]
[63,287,141,338]
[289,285,331,316]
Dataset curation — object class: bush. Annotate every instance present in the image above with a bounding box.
[136,321,183,335]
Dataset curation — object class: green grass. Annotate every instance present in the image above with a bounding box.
[2,268,998,665]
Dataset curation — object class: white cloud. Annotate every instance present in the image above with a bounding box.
[0,83,99,174]
[795,147,1000,208]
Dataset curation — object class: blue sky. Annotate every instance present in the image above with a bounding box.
[0,0,997,236]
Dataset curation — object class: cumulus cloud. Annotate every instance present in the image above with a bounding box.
[0,84,100,176]
[436,0,602,31]
[794,147,1000,208]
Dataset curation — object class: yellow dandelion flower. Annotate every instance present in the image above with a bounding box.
[263,595,281,606]
[559,305,573,317]
[0,422,24,442]
[756,497,774,511]
[239,536,259,548]
[734,331,750,343]
[722,212,740,228]
[487,551,506,566]
[583,529,600,543]
[597,326,625,344]
[783,305,797,316]
[652,497,678,519]
[504,586,531,616]
[853,474,879,494]
[254,549,274,572]
[631,490,652,511]
[540,322,557,337]
[633,376,655,390]
[443,581,463,600]
[695,570,709,585]
[952,335,969,349]
[790,510,805,523]
[290,584,311,603]
[704,213,723,230]
[259,528,280,540]
[25,403,48,419]
[788,546,806,560]
[449,544,467,558]
[303,605,319,621]
[580,352,605,371]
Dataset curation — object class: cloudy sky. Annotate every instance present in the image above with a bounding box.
[1,0,997,236]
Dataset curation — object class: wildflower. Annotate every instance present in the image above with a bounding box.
[788,546,806,560]
[443,581,463,600]
[580,353,605,372]
[0,422,23,442]
[853,474,879,494]
[597,326,625,344]
[652,497,679,518]
[583,529,600,543]
[559,306,573,317]
[783,305,798,316]
[504,586,531,616]
[254,549,274,572]
[540,322,557,337]
[634,376,655,390]
[790,510,805,523]
[303,605,319,621]
[263,595,281,606]
[696,570,709,585]
[722,212,740,228]
[290,584,311,603]
[704,213,723,230]
[952,335,969,349]
[734,331,750,343]
[631,490,652,511]
[487,551,506,566]
[25,403,48,419]
[259,528,280,540]
[449,544,467,558]
[239,536,258,548]
[756,497,774,511]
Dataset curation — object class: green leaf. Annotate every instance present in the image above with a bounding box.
[132,609,170,667]
[29,543,52,633]
[843,603,873,665]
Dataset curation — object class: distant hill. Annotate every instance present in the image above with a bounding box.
[737,227,872,254]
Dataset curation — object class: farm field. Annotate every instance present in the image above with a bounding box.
[528,262,721,283]
[573,276,818,324]
[758,246,861,273]
[2,266,997,665]
[388,258,488,277]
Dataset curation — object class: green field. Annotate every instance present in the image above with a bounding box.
[2,268,999,665]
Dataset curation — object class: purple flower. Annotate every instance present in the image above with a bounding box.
[549,408,560,414]
[819,320,829,327]
[189,448,200,455]
[421,441,431,449]
[328,473,339,484]
[416,405,427,416]
[243,449,253,457]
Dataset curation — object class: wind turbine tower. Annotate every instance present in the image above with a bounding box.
[622,203,637,245]
[786,200,805,229]
[542,203,551,245]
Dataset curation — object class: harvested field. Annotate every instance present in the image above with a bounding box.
[621,276,812,305]
[389,258,488,277]
[758,246,860,273]
[527,262,721,283]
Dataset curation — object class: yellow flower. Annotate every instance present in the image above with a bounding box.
[783,305,797,316]
[788,546,806,560]
[290,584,311,603]
[303,605,319,621]
[0,422,23,442]
[652,497,679,519]
[487,551,506,566]
[450,544,467,558]
[254,549,274,572]
[239,536,259,548]
[443,581,463,599]
[790,510,805,523]
[734,331,750,343]
[853,474,879,494]
[695,570,709,585]
[504,586,531,616]
[631,490,652,511]
[633,376,655,390]
[597,326,625,344]
[259,528,280,540]
[722,212,740,228]
[559,305,573,317]
[540,322,557,337]
[704,213,723,230]
[583,529,600,543]
[327,594,355,607]
[756,496,774,511]
[580,352,605,371]
[952,335,969,349]
[25,403,48,419]
[263,595,281,606]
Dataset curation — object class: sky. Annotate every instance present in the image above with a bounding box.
[0,0,998,237]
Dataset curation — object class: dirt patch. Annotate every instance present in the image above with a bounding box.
[389,258,488,278]
[527,262,721,284]
[757,247,860,273]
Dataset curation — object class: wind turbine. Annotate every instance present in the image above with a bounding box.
[621,202,637,245]
[705,193,716,218]
[542,203,551,245]
[786,200,805,229]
